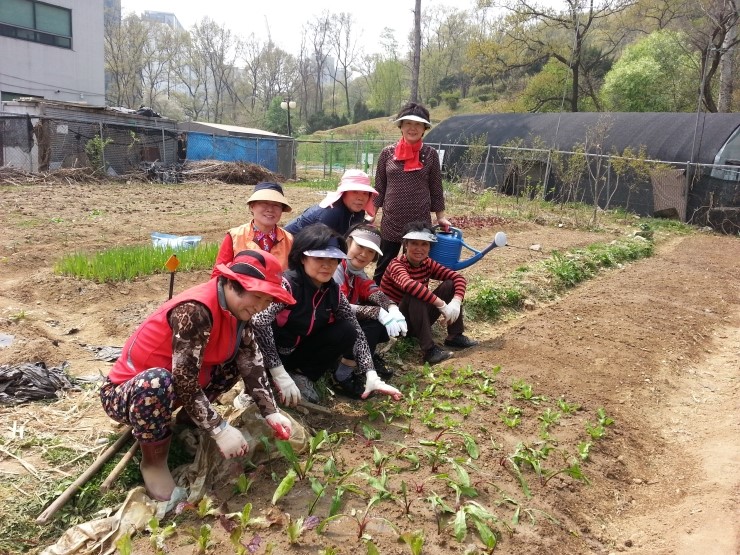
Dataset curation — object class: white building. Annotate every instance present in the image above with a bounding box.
[0,0,106,106]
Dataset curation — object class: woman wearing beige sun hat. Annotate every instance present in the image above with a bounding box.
[213,181,294,271]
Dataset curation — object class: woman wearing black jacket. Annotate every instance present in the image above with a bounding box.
[252,223,401,405]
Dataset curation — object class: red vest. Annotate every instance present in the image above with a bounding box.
[108,280,241,387]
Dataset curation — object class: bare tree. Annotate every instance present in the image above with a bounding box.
[307,12,332,113]
[329,13,361,117]
[104,14,148,108]
[191,18,240,123]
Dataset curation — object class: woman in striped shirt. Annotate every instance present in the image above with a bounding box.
[379,221,478,365]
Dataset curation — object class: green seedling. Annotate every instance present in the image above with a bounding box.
[597,408,615,427]
[186,524,214,554]
[286,514,320,544]
[398,481,414,516]
[427,492,455,534]
[307,476,327,515]
[512,379,547,403]
[115,532,133,555]
[319,548,339,555]
[355,422,382,443]
[433,428,480,459]
[234,473,253,495]
[452,501,503,550]
[557,397,581,414]
[272,468,297,505]
[501,405,522,428]
[438,460,479,506]
[577,441,592,461]
[372,446,393,475]
[538,408,561,428]
[275,429,327,480]
[543,457,590,486]
[147,517,176,554]
[399,529,425,555]
[477,377,497,396]
[318,495,399,539]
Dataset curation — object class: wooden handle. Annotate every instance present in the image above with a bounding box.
[99,440,140,492]
[36,427,133,524]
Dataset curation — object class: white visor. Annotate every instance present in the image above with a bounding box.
[402,230,437,242]
[394,114,432,129]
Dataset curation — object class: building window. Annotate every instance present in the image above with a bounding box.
[0,0,72,49]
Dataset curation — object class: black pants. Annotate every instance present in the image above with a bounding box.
[280,320,357,382]
[343,318,389,360]
[399,279,464,353]
[373,239,402,284]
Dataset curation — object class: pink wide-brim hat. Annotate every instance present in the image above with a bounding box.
[319,169,378,217]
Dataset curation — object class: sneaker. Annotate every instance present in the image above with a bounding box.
[424,345,453,365]
[332,362,365,399]
[444,334,479,349]
[372,353,394,380]
[290,373,320,404]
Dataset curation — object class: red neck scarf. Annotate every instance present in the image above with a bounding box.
[394,137,423,171]
[252,223,277,252]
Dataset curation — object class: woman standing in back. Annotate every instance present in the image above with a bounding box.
[372,102,451,284]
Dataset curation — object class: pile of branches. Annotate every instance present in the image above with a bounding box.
[0,166,104,185]
[179,160,283,184]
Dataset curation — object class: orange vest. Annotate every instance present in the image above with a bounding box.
[228,222,293,270]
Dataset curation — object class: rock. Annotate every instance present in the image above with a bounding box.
[530,244,542,251]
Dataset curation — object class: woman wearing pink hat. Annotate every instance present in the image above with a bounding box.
[371,102,452,284]
[100,250,296,502]
[213,181,294,271]
[284,169,377,236]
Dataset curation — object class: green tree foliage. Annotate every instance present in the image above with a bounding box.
[520,59,570,112]
[601,29,698,111]
[352,100,386,124]
[306,111,350,134]
[369,58,407,116]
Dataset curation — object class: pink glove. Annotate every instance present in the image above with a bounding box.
[361,370,402,401]
[265,412,292,440]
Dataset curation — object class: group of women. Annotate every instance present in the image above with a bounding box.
[100,102,478,502]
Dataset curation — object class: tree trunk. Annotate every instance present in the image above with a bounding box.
[411,0,421,103]
[718,21,737,112]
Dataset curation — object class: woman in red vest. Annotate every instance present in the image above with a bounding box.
[101,250,296,502]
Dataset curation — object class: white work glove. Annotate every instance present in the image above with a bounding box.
[361,370,402,401]
[378,308,402,337]
[269,365,301,407]
[265,412,292,440]
[439,298,461,324]
[388,305,407,336]
[210,421,248,459]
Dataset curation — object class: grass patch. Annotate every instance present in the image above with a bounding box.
[54,242,220,283]
[467,236,654,322]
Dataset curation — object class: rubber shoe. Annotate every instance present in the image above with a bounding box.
[332,363,365,399]
[372,353,394,380]
[424,345,453,365]
[290,373,320,404]
[444,334,479,349]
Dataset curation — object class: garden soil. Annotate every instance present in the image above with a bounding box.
[0,182,738,554]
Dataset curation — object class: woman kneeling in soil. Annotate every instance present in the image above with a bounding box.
[212,181,294,271]
[252,223,402,405]
[100,250,296,501]
[380,221,478,366]
[333,223,407,378]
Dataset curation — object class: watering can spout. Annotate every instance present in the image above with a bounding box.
[428,227,507,271]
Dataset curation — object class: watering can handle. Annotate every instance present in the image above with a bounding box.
[432,224,462,237]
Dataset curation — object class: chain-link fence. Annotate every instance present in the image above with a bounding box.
[1,113,177,175]
[294,137,740,232]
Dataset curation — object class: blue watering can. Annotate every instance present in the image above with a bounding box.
[428,226,507,271]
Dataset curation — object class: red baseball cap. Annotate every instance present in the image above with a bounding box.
[213,250,295,305]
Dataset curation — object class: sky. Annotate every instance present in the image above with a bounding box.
[118,0,485,57]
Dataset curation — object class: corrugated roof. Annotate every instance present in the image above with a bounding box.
[180,121,288,138]
[425,112,740,164]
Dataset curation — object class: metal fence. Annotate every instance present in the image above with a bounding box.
[294,138,740,232]
[0,113,177,176]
